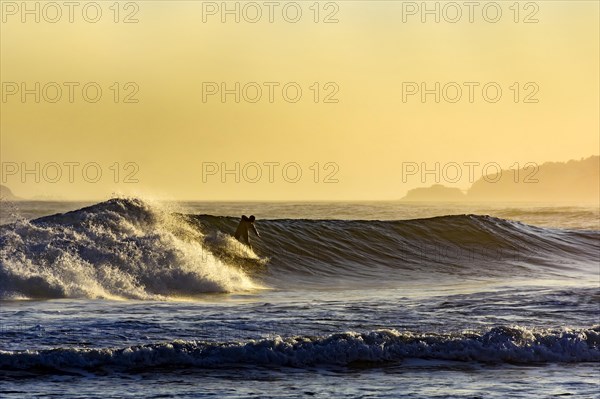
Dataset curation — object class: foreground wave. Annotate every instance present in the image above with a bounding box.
[1,198,598,299]
[1,326,598,373]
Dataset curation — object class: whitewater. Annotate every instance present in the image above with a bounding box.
[0,198,598,398]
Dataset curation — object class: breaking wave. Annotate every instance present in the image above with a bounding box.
[0,326,598,373]
[0,198,260,300]
[1,198,598,299]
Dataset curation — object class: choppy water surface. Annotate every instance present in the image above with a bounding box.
[1,199,598,398]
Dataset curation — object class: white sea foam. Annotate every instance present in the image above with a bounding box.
[0,198,262,300]
[0,326,597,372]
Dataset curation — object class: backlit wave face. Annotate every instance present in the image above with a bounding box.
[1,198,598,299]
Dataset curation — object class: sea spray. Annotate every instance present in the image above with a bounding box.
[0,198,261,299]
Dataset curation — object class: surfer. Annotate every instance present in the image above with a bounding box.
[234,215,260,248]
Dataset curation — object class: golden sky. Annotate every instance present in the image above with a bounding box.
[1,1,598,200]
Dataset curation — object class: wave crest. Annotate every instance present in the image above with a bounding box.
[1,198,598,298]
[0,198,260,300]
[1,326,597,372]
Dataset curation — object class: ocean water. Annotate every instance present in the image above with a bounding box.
[0,199,598,398]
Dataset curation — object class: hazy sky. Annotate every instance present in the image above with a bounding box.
[1,1,598,200]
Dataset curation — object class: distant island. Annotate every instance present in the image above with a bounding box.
[0,185,21,201]
[402,184,466,201]
[401,156,599,202]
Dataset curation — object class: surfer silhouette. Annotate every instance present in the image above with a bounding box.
[234,215,260,248]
